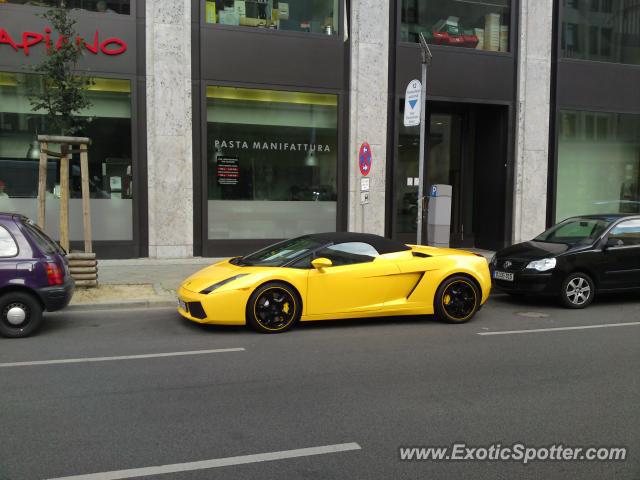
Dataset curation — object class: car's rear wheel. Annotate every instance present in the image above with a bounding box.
[434,276,480,324]
[560,272,594,309]
[0,292,43,338]
[246,282,301,333]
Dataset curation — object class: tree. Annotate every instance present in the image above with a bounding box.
[29,0,92,135]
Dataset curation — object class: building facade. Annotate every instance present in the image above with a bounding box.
[1,0,639,258]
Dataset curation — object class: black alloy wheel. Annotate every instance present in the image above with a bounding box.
[247,282,301,333]
[434,276,480,324]
[0,292,43,338]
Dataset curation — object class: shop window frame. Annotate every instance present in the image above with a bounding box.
[0,1,136,18]
[550,0,640,229]
[395,0,518,59]
[557,0,640,68]
[0,70,144,258]
[550,106,640,225]
[199,79,348,257]
[199,0,347,42]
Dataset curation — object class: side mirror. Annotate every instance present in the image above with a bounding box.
[311,257,333,270]
[604,237,623,249]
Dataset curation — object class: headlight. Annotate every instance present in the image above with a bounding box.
[489,254,497,267]
[200,274,248,294]
[526,258,557,272]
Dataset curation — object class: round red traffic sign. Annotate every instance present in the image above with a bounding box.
[359,143,372,176]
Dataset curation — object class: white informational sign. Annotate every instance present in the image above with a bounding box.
[403,79,422,127]
[360,192,370,205]
[360,177,370,192]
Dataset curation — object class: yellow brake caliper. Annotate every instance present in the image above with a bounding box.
[443,294,451,305]
[282,302,290,315]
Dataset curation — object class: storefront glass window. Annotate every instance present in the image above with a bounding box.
[561,0,640,65]
[556,110,640,221]
[0,73,133,241]
[1,0,130,14]
[206,86,338,239]
[204,0,339,35]
[400,0,511,52]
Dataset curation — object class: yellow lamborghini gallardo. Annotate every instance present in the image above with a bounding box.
[177,232,491,333]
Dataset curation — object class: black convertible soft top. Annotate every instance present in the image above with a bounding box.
[306,232,411,255]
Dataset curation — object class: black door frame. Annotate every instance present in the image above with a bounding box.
[192,0,351,258]
[388,0,519,249]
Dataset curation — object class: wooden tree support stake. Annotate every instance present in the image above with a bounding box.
[36,135,97,287]
[37,141,48,229]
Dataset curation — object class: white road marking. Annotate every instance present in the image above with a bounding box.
[46,442,362,480]
[478,321,640,336]
[0,348,245,368]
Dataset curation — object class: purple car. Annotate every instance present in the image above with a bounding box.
[0,213,74,338]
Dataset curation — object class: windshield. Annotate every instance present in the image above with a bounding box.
[534,218,612,245]
[233,236,323,267]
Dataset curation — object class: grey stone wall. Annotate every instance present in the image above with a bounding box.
[347,0,390,235]
[513,0,554,242]
[145,0,193,258]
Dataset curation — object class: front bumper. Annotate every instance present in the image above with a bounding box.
[177,285,249,325]
[490,268,559,295]
[37,277,75,311]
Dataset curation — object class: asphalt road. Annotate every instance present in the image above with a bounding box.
[1,293,639,480]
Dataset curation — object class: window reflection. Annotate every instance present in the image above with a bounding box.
[557,110,640,221]
[204,0,338,35]
[0,73,134,241]
[401,0,511,52]
[1,0,130,14]
[206,86,338,240]
[562,0,640,65]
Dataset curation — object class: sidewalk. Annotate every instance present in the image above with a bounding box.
[69,249,495,310]
[69,257,221,310]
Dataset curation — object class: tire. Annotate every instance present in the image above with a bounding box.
[0,292,44,338]
[434,276,481,324]
[246,282,301,334]
[560,272,595,309]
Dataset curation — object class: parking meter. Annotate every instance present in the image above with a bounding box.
[427,184,452,248]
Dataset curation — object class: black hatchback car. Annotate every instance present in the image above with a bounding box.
[0,213,74,337]
[491,214,640,308]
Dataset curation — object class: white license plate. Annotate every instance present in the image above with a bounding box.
[494,271,514,281]
[178,299,187,311]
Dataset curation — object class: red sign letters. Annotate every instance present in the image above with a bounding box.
[0,27,127,56]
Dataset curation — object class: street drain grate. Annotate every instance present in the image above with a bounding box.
[517,311,550,318]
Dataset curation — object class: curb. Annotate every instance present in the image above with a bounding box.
[66,299,176,312]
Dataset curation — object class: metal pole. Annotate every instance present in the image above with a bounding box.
[416,34,432,245]
[416,61,427,244]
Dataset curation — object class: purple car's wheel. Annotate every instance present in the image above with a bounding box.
[0,292,43,338]
[434,276,480,324]
[247,282,301,333]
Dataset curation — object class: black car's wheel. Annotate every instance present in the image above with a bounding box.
[246,282,301,333]
[434,276,481,324]
[0,292,43,338]
[560,273,595,309]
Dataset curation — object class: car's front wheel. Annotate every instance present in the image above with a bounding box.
[0,292,43,338]
[434,276,481,323]
[246,282,301,333]
[560,272,594,309]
